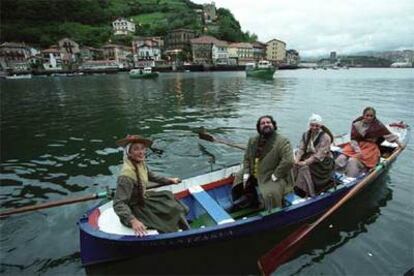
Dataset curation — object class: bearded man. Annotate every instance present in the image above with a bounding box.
[231,115,294,210]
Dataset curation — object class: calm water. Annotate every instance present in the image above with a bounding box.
[1,68,413,275]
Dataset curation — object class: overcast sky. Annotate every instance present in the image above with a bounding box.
[192,0,414,57]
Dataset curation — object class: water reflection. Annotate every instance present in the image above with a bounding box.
[279,174,393,275]
[1,69,413,275]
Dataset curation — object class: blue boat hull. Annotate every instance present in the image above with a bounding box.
[79,176,367,265]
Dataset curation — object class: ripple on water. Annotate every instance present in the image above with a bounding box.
[1,69,413,274]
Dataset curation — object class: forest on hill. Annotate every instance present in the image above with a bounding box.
[0,0,257,47]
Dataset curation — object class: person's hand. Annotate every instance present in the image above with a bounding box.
[297,161,307,166]
[130,218,147,237]
[355,152,363,159]
[169,177,181,184]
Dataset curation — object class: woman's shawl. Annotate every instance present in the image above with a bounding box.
[351,116,391,143]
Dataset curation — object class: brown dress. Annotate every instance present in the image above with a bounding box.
[294,130,334,197]
[113,159,188,233]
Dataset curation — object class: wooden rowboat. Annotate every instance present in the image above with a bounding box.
[78,123,408,267]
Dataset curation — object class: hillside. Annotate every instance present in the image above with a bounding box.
[0,0,256,48]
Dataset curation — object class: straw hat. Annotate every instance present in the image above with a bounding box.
[116,134,152,148]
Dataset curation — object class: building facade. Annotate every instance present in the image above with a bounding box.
[58,38,80,65]
[41,47,63,71]
[286,49,300,65]
[164,29,196,52]
[266,38,286,65]
[191,35,228,65]
[0,42,31,71]
[80,47,103,62]
[102,44,133,69]
[252,41,266,61]
[228,42,254,65]
[112,18,136,36]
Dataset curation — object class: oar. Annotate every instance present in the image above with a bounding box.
[0,189,112,218]
[149,146,164,155]
[257,146,403,275]
[198,128,347,151]
[197,127,246,150]
[0,178,178,218]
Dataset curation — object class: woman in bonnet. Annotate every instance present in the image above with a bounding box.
[294,114,335,197]
[113,135,189,236]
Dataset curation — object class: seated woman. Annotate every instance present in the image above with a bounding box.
[335,107,404,177]
[294,114,335,197]
[113,135,189,237]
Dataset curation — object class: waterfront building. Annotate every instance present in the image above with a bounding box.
[112,18,136,36]
[190,35,228,65]
[252,41,266,61]
[79,60,119,70]
[132,37,162,68]
[213,40,229,65]
[266,38,286,65]
[379,50,414,64]
[0,42,31,72]
[164,29,196,62]
[41,47,63,71]
[102,44,133,69]
[80,47,103,62]
[286,49,300,65]
[58,38,80,65]
[228,42,254,65]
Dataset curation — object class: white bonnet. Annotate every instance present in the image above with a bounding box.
[309,113,323,125]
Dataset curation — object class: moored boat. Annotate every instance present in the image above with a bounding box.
[79,123,408,266]
[129,67,159,79]
[245,60,276,79]
[5,73,32,79]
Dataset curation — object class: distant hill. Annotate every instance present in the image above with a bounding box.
[0,0,256,48]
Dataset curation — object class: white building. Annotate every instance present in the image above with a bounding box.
[212,40,228,65]
[132,37,162,68]
[112,18,136,36]
[41,48,63,71]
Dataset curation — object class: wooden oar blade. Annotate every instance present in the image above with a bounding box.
[258,223,312,275]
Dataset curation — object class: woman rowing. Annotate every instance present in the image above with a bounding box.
[113,135,190,237]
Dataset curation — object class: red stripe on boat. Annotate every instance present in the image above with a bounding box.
[88,208,101,228]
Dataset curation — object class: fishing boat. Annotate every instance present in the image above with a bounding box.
[245,60,276,79]
[5,73,32,79]
[79,123,408,266]
[129,67,159,79]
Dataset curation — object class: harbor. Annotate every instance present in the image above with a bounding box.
[1,68,413,274]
